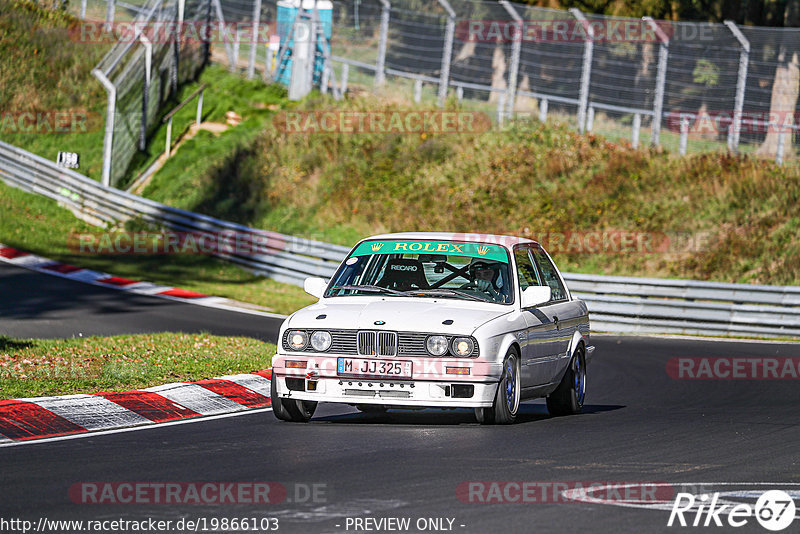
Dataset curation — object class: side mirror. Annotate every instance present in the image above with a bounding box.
[521,285,551,308]
[303,277,327,299]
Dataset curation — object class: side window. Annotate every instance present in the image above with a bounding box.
[514,248,540,292]
[531,248,567,301]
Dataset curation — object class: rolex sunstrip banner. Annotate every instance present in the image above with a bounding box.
[351,240,509,263]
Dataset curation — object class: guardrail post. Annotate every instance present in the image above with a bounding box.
[586,105,594,132]
[105,0,115,31]
[247,0,262,79]
[570,8,593,133]
[539,98,548,122]
[679,115,689,155]
[139,33,153,151]
[724,20,750,153]
[456,86,463,101]
[500,0,522,119]
[375,0,390,87]
[632,113,641,148]
[437,0,456,107]
[413,79,422,103]
[92,69,116,188]
[644,17,669,147]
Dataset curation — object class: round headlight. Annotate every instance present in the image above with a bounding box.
[288,330,308,350]
[426,335,449,356]
[452,337,474,356]
[310,331,332,352]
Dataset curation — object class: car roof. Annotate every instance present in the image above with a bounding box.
[360,232,539,249]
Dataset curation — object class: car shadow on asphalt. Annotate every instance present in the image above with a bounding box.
[311,403,625,425]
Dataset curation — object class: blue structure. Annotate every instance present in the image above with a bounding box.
[275,0,333,86]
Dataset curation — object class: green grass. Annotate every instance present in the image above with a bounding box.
[0,0,111,180]
[0,180,316,314]
[120,64,291,189]
[142,94,800,286]
[0,333,275,399]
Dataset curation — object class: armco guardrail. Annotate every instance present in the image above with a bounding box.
[1,139,799,338]
[0,140,349,286]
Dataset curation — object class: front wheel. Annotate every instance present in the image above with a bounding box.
[475,349,520,425]
[271,372,317,422]
[546,347,586,416]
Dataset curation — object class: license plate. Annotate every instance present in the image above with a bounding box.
[337,358,413,379]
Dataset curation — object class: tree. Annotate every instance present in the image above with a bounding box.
[756,1,800,157]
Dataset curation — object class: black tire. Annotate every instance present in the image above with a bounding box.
[270,372,317,422]
[546,347,586,416]
[475,349,520,425]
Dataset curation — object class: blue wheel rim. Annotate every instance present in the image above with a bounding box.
[505,359,516,412]
[574,353,585,406]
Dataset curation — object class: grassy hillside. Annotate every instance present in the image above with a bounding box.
[0,0,110,178]
[0,180,314,314]
[143,95,800,286]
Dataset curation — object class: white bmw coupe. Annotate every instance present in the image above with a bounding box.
[271,232,594,424]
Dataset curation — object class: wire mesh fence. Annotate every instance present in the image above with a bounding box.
[76,0,800,186]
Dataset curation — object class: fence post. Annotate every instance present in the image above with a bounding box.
[456,86,463,101]
[213,0,237,71]
[500,0,522,119]
[539,98,548,122]
[586,106,594,132]
[139,34,153,151]
[104,0,115,31]
[679,115,689,156]
[643,17,669,147]
[341,63,349,94]
[570,8,593,133]
[196,88,204,125]
[776,128,787,165]
[165,117,173,158]
[321,60,330,94]
[413,79,422,103]
[171,0,185,93]
[724,20,750,153]
[247,0,262,79]
[92,69,116,188]
[375,0,390,87]
[80,0,86,19]
[437,0,456,107]
[632,113,641,148]
[496,92,506,126]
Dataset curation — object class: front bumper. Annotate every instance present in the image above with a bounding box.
[272,354,501,408]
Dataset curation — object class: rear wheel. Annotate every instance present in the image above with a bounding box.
[546,347,586,416]
[475,349,520,425]
[270,373,317,422]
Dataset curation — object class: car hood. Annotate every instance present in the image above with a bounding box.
[287,298,511,335]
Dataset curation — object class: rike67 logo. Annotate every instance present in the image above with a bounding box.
[668,490,796,531]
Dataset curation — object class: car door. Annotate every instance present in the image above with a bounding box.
[530,245,583,384]
[514,246,554,388]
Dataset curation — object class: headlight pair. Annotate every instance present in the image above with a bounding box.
[426,335,475,357]
[287,330,332,352]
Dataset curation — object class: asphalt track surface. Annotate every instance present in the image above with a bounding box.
[2,261,799,533]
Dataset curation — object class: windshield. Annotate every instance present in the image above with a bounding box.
[325,239,513,304]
